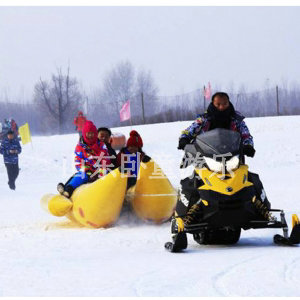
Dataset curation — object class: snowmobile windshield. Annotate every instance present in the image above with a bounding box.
[192,128,241,158]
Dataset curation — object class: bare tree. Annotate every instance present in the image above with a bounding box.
[131,69,158,124]
[34,67,84,134]
[101,60,135,103]
[96,61,135,126]
[95,62,160,125]
[136,69,158,100]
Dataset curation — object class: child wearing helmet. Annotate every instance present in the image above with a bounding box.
[0,129,22,190]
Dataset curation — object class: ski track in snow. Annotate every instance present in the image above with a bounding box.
[1,116,300,296]
[204,244,300,296]
[212,254,263,296]
[284,256,300,286]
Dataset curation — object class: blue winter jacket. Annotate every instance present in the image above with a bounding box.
[0,137,22,164]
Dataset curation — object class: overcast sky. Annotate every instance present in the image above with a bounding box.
[0,6,300,101]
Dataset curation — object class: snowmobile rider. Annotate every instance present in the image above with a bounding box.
[98,127,117,169]
[0,129,22,190]
[57,120,111,198]
[116,130,150,190]
[172,92,270,250]
[178,91,255,157]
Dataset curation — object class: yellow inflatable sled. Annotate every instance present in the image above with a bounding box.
[126,160,177,223]
[41,159,177,228]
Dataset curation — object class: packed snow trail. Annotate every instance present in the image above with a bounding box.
[0,116,300,296]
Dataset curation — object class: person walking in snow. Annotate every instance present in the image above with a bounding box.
[73,111,87,135]
[57,120,112,198]
[0,129,22,190]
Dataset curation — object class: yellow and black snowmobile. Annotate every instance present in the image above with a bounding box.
[165,128,300,252]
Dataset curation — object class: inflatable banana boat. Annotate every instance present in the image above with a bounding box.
[41,159,177,228]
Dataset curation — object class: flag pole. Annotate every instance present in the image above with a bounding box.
[129,99,132,130]
[203,85,206,113]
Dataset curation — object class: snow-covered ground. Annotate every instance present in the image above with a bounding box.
[1,115,300,296]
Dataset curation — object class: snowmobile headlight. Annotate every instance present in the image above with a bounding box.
[204,155,240,173]
[225,155,240,172]
[203,156,223,173]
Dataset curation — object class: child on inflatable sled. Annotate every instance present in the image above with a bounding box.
[116,130,151,190]
[57,121,112,198]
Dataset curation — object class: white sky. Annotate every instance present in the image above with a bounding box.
[0,5,300,101]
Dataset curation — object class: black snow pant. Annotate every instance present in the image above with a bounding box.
[5,162,19,190]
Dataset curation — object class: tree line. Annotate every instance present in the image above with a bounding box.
[1,60,300,135]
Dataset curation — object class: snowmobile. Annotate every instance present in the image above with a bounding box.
[165,128,300,252]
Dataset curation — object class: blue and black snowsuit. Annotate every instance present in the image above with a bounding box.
[0,136,22,190]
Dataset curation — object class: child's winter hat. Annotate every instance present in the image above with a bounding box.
[82,120,98,145]
[126,130,143,148]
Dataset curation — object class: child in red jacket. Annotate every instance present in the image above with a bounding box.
[57,121,111,198]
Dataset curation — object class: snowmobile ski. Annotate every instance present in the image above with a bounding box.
[164,242,177,252]
[273,221,300,246]
[164,232,188,252]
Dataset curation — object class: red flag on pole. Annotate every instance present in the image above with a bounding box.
[120,100,131,122]
[203,82,212,100]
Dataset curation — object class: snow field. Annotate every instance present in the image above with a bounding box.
[0,115,300,296]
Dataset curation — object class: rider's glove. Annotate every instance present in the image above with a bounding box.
[243,144,256,157]
[177,137,190,150]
